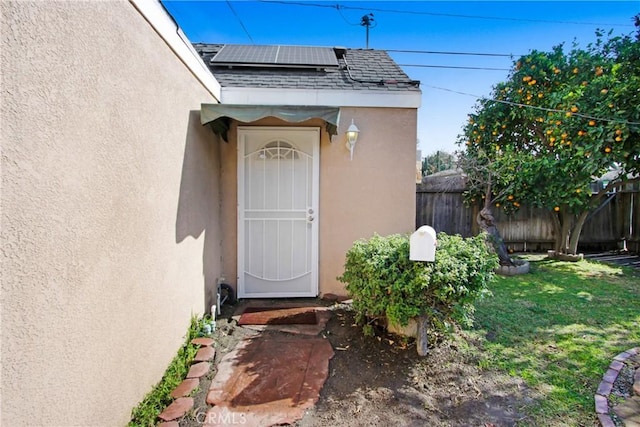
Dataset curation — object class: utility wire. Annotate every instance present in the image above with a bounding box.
[423,84,640,126]
[226,1,255,44]
[387,49,520,58]
[336,5,360,26]
[399,64,511,71]
[257,0,634,27]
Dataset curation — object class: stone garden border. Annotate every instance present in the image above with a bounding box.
[595,347,639,427]
[495,259,530,276]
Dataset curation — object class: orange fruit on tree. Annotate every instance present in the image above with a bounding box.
[588,120,596,126]
[605,147,612,153]
[571,106,579,112]
[601,88,609,95]
[615,136,622,142]
[554,206,560,212]
[615,129,622,135]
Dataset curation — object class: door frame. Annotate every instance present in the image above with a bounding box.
[237,126,320,298]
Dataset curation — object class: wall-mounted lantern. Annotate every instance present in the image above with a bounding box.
[346,119,360,161]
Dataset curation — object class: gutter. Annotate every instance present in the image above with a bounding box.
[129,0,221,101]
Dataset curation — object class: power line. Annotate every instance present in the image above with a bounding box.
[257,0,634,28]
[226,1,255,44]
[336,5,360,26]
[422,84,640,126]
[399,64,510,71]
[387,49,520,58]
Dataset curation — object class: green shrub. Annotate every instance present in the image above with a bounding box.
[338,232,498,335]
[128,315,206,427]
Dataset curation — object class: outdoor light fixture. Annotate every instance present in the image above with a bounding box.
[345,119,360,161]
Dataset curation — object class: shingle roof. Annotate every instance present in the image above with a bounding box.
[193,43,421,93]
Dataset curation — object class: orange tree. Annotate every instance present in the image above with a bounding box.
[458,24,640,258]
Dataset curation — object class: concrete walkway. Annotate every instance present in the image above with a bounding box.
[204,334,334,426]
[202,303,334,427]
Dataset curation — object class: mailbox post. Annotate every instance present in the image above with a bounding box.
[410,225,437,356]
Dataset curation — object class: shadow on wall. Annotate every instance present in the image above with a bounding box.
[175,110,222,314]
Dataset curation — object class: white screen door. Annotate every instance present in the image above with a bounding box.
[238,127,319,298]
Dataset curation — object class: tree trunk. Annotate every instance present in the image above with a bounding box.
[550,210,563,253]
[568,211,590,255]
[559,212,572,254]
[416,315,429,356]
[477,207,514,266]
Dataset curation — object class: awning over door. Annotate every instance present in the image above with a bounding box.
[200,104,340,141]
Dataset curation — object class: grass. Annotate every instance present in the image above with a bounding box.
[128,315,205,427]
[467,256,640,426]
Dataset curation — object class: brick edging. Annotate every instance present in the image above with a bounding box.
[595,347,639,426]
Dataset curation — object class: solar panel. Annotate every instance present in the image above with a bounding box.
[211,45,339,68]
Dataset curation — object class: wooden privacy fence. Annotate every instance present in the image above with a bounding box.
[416,179,639,253]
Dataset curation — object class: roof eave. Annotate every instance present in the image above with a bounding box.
[220,87,421,108]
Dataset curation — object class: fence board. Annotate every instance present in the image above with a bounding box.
[416,184,639,253]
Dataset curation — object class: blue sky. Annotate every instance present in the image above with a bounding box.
[162,1,638,156]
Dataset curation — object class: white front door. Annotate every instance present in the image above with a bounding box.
[237,127,319,298]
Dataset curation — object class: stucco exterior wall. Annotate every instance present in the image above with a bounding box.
[319,107,418,296]
[1,1,221,425]
[219,108,417,297]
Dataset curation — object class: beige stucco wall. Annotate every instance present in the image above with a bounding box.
[319,107,417,296]
[219,107,417,297]
[1,1,221,425]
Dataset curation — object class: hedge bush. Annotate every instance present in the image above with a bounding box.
[338,232,498,336]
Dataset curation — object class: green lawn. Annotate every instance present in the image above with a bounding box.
[468,256,640,426]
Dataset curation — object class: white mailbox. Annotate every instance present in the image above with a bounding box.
[410,226,437,262]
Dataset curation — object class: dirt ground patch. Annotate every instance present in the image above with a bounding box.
[181,301,535,427]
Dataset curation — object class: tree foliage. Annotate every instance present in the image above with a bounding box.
[422,150,455,176]
[458,22,640,255]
